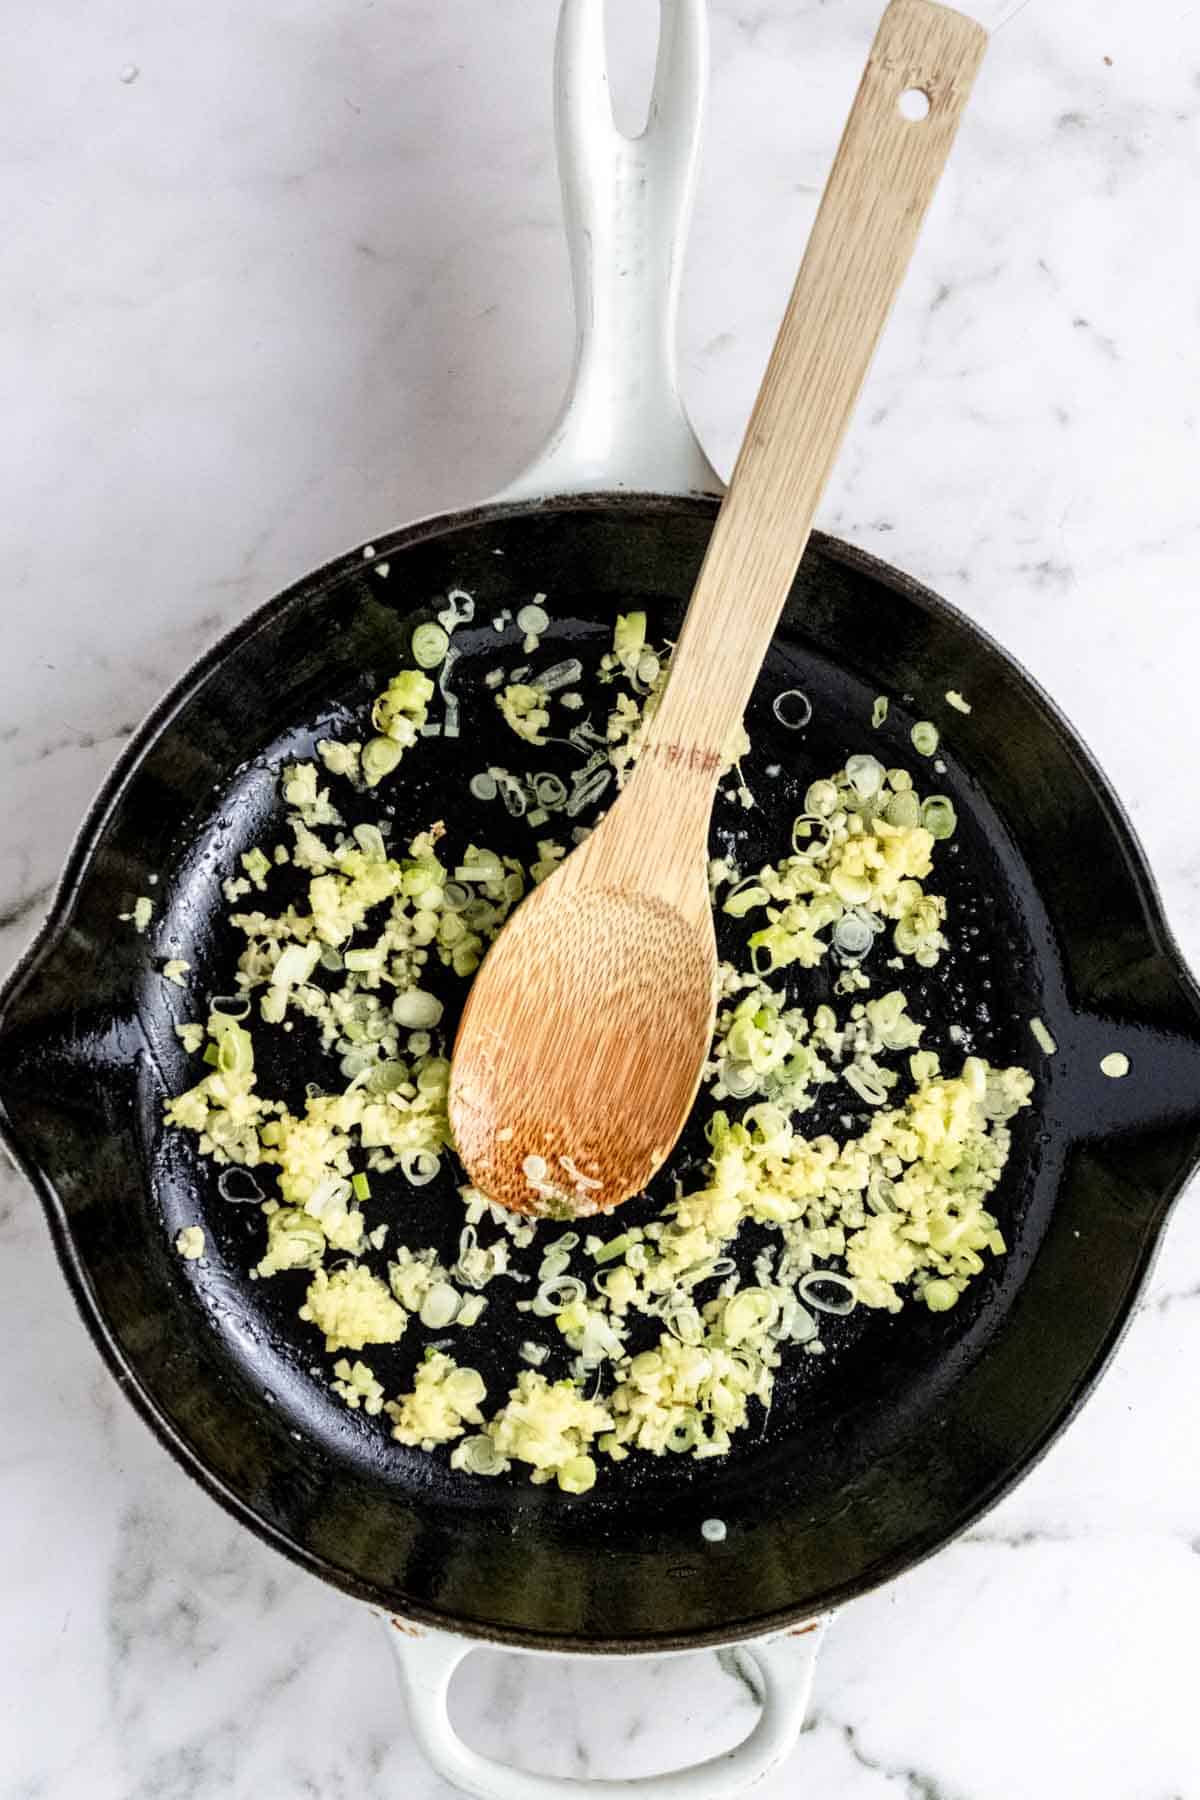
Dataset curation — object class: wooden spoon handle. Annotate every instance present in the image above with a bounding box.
[646,0,987,770]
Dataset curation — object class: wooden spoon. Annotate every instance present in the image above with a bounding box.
[450,0,988,1218]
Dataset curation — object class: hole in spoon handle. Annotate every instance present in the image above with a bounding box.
[898,86,932,120]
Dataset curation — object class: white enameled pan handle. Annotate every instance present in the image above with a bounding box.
[413,7,813,1795]
[386,1618,827,1800]
[497,0,723,501]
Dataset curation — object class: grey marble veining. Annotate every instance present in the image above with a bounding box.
[4,0,1200,1795]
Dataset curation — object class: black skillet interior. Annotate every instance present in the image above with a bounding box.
[2,495,1199,1651]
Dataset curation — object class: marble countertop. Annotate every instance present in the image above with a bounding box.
[4,1,1200,1795]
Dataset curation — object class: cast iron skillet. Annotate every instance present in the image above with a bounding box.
[2,4,1199,1658]
[3,494,1200,1651]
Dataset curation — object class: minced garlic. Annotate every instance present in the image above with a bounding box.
[462,1370,610,1491]
[497,682,550,745]
[331,1357,386,1415]
[119,895,154,933]
[300,1265,408,1352]
[386,1353,486,1448]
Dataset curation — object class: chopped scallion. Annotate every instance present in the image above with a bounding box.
[362,737,403,786]
[772,689,812,730]
[920,796,957,840]
[411,622,450,668]
[515,601,550,638]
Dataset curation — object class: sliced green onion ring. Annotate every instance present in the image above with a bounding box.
[533,772,567,809]
[920,795,957,840]
[399,1149,440,1187]
[804,780,838,817]
[453,1434,507,1476]
[845,753,884,801]
[437,645,461,739]
[217,1168,265,1204]
[665,1305,704,1345]
[539,658,583,693]
[566,766,612,817]
[419,1283,461,1329]
[799,1271,857,1316]
[772,689,812,730]
[392,990,443,1029]
[885,790,921,829]
[515,602,550,637]
[438,589,475,632]
[496,773,529,817]
[844,1065,887,1106]
[411,622,450,668]
[533,1276,587,1316]
[210,995,251,1021]
[721,1063,760,1099]
[362,737,403,785]
[834,913,874,958]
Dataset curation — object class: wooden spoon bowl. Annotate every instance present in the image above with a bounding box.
[451,763,717,1214]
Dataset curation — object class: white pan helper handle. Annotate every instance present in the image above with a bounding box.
[386,1618,828,1800]
[497,0,723,501]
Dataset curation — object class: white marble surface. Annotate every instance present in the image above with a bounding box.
[4,1,1200,1795]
